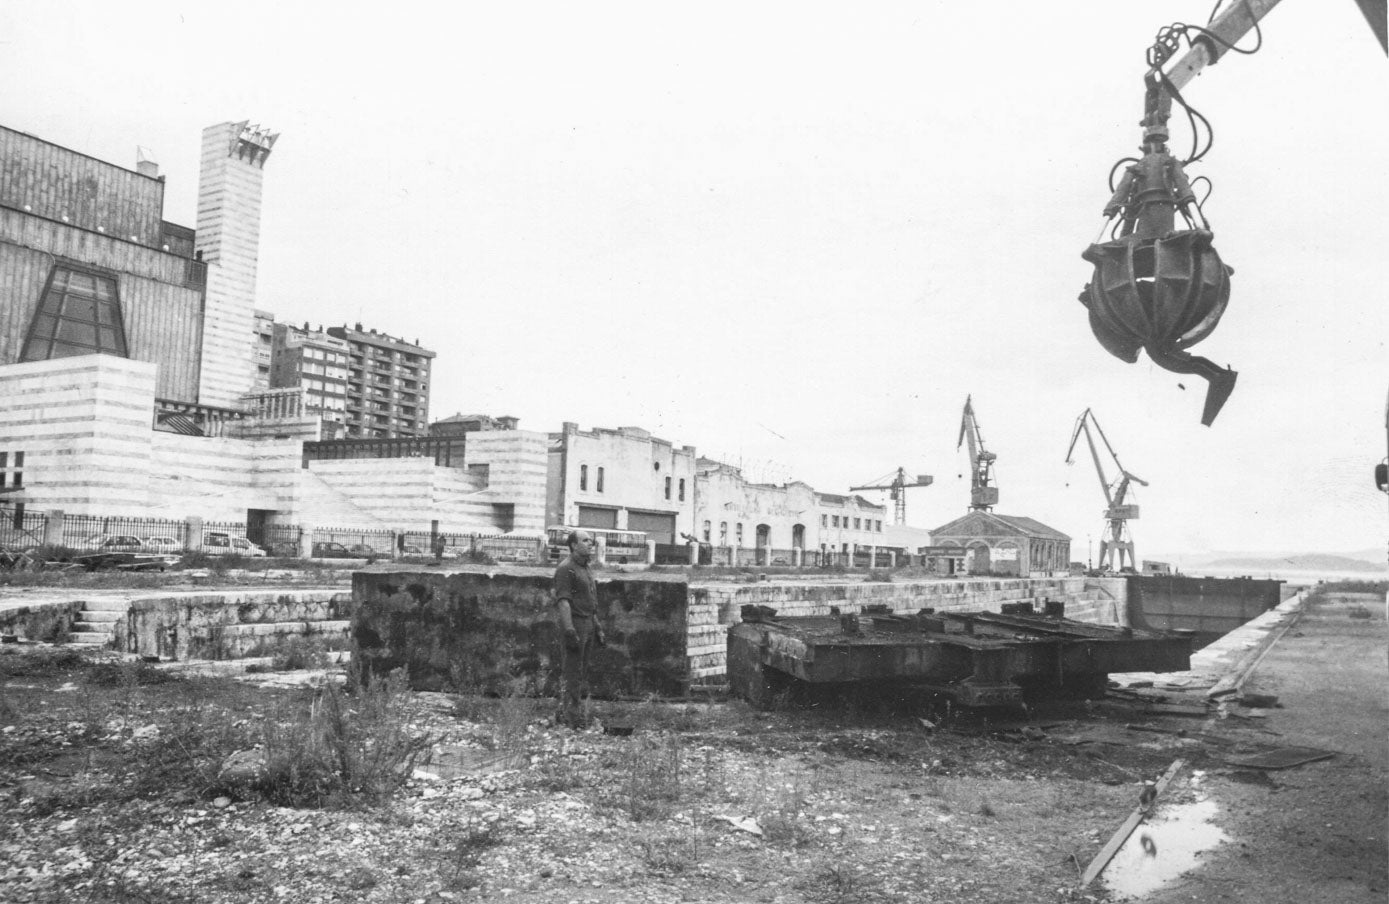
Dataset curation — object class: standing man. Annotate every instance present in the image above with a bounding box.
[553,529,605,727]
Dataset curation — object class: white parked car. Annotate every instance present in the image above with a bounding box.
[203,532,268,557]
[143,536,182,553]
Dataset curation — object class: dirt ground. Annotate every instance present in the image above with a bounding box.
[0,583,1383,904]
[1136,589,1387,904]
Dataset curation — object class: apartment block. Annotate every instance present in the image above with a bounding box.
[326,324,434,438]
[267,322,350,430]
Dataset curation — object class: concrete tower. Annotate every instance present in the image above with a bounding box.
[194,121,278,408]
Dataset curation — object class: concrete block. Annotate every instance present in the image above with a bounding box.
[350,567,692,697]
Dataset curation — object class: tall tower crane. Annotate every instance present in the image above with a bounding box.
[850,467,934,525]
[1065,408,1149,572]
[957,396,998,512]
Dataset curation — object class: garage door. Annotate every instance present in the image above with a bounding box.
[627,510,677,544]
[577,505,617,529]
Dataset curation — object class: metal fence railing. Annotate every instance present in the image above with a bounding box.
[396,531,544,563]
[0,508,46,550]
[314,528,395,557]
[62,514,190,551]
[1,504,913,570]
[260,524,304,557]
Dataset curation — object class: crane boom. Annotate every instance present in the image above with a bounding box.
[957,396,999,512]
[1065,409,1149,572]
[850,466,934,525]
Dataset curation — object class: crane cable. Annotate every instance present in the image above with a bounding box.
[1146,0,1265,165]
[1098,1,1263,235]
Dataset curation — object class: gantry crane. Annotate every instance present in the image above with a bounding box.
[1065,408,1149,572]
[957,396,999,512]
[850,467,934,525]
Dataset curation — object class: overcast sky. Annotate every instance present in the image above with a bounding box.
[2,1,1385,559]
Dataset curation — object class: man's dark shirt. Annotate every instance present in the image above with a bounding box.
[554,556,598,618]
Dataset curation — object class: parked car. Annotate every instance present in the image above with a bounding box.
[203,532,267,557]
[143,536,182,553]
[311,541,374,561]
[488,548,535,564]
[77,535,180,571]
[266,540,302,557]
[95,535,144,553]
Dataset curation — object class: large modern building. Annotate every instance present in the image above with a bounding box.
[326,324,434,438]
[0,119,544,536]
[0,124,208,404]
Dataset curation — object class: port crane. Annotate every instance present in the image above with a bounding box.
[850,467,934,525]
[957,396,998,512]
[1066,409,1148,573]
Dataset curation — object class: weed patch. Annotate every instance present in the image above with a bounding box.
[610,732,684,821]
[243,666,432,807]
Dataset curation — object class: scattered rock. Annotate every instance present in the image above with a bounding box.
[218,748,267,785]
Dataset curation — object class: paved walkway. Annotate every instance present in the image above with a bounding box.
[0,578,348,616]
[1110,589,1308,695]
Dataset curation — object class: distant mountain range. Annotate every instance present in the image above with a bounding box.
[1148,550,1387,573]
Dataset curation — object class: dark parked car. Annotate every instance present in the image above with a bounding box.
[312,541,375,562]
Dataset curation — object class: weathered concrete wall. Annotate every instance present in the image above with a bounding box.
[1126,575,1283,647]
[125,590,350,660]
[350,569,691,696]
[0,601,80,642]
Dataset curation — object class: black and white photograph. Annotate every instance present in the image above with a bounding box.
[1,2,1385,902]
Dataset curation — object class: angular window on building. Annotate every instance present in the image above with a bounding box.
[678,478,686,501]
[21,267,128,361]
[735,523,744,545]
[702,520,711,542]
[821,514,828,527]
[854,518,861,530]
[719,522,727,544]
[664,476,672,499]
[580,465,588,491]
[597,467,605,493]
[832,516,840,528]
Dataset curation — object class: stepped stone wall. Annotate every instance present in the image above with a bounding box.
[123,589,351,660]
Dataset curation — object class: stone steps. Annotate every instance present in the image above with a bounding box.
[69,600,124,647]
[69,630,116,645]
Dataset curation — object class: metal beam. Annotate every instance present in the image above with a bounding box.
[1163,0,1286,91]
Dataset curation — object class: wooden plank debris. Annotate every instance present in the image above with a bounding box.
[1079,758,1186,888]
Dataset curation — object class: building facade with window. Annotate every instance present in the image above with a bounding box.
[694,459,818,557]
[813,492,890,557]
[546,423,697,544]
[0,124,209,403]
[326,324,434,438]
[929,511,1071,576]
[268,322,350,432]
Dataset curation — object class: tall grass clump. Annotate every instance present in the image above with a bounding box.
[246,665,432,807]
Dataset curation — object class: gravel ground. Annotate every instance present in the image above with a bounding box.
[0,645,1210,904]
[6,583,1379,904]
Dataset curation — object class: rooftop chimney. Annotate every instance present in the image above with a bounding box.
[135,147,159,179]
